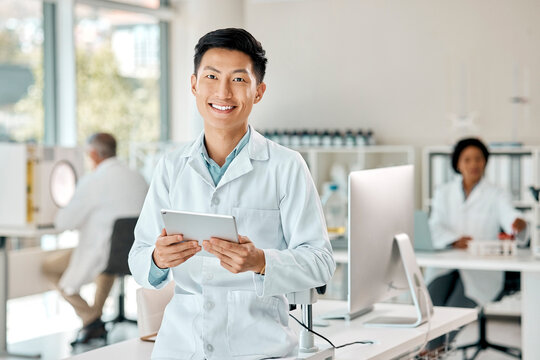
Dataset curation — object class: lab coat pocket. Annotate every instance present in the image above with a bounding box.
[226,290,294,357]
[232,208,282,249]
[152,293,200,359]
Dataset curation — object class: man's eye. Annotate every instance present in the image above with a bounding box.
[233,77,245,82]
[206,74,216,79]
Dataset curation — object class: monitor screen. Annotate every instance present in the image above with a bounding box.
[347,165,414,317]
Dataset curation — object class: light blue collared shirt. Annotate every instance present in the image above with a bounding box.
[148,128,251,285]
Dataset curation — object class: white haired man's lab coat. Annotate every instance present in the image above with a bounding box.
[55,158,148,295]
[129,129,336,360]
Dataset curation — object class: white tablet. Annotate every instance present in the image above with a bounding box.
[161,209,239,249]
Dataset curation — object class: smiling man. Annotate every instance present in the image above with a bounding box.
[129,28,335,360]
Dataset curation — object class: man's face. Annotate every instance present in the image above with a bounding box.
[191,48,266,133]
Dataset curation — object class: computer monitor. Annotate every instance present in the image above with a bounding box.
[323,165,431,323]
[347,164,414,318]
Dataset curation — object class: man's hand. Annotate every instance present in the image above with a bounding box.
[452,236,472,249]
[202,235,265,274]
[152,228,201,269]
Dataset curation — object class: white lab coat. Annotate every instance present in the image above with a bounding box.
[55,157,148,295]
[428,176,526,305]
[129,128,335,360]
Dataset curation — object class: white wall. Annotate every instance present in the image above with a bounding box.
[241,0,540,146]
[170,0,245,141]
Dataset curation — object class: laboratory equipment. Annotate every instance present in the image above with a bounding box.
[0,143,84,228]
[321,184,347,236]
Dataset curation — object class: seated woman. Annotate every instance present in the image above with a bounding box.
[427,137,528,308]
[423,138,528,354]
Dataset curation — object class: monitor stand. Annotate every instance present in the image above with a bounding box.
[318,305,373,322]
[364,233,434,328]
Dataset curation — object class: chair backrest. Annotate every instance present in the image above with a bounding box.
[136,282,175,336]
[103,217,138,275]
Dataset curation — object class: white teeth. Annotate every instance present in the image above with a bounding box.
[211,104,234,111]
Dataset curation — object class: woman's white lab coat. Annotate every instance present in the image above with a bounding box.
[129,128,336,360]
[428,176,525,305]
[55,158,148,295]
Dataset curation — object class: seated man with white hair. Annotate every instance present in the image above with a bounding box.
[42,133,148,345]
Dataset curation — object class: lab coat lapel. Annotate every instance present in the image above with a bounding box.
[216,128,269,190]
[216,150,253,190]
[184,131,215,189]
[464,177,486,206]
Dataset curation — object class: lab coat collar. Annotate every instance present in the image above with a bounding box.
[246,126,269,161]
[456,175,487,204]
[182,125,269,189]
[95,157,118,172]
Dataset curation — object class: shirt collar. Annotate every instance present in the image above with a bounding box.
[181,125,269,162]
[200,127,251,167]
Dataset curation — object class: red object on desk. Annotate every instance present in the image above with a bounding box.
[498,232,515,240]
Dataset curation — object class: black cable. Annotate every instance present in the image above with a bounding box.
[289,314,373,349]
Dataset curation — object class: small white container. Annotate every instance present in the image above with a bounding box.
[468,240,517,256]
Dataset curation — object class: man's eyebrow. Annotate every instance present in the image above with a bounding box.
[202,66,249,75]
[203,66,220,73]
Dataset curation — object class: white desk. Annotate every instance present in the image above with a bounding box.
[415,249,540,360]
[65,300,476,360]
[0,226,61,358]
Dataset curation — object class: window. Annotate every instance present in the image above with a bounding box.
[0,0,43,143]
[74,4,161,159]
[113,0,161,9]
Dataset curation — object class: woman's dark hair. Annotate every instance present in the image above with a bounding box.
[451,138,490,174]
[193,28,267,84]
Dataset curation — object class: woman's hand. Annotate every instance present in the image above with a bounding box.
[512,218,527,234]
[452,236,472,249]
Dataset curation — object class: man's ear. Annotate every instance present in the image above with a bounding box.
[191,74,197,95]
[254,82,266,104]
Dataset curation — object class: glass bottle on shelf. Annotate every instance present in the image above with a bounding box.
[321,130,332,147]
[301,130,311,147]
[355,130,367,146]
[310,130,321,147]
[345,130,356,147]
[366,129,376,145]
[290,130,301,147]
[270,130,280,144]
[331,130,344,147]
[280,130,291,146]
[321,183,347,237]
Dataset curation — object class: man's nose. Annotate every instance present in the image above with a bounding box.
[215,80,232,99]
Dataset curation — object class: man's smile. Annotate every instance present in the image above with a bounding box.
[210,103,237,113]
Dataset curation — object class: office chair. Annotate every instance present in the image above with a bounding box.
[103,217,139,326]
[456,271,521,360]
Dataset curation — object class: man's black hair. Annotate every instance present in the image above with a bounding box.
[451,137,490,174]
[193,28,267,84]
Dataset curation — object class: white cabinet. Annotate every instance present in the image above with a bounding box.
[422,145,540,257]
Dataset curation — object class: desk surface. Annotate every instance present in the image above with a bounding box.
[415,248,540,272]
[65,300,476,360]
[0,226,60,238]
[334,248,540,272]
